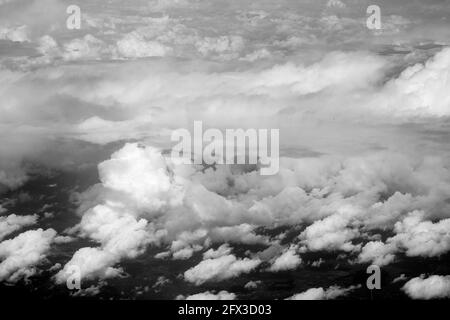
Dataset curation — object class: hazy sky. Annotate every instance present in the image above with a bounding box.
[1,0,449,175]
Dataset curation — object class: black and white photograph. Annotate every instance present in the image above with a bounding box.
[1,0,450,308]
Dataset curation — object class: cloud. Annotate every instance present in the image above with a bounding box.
[403,275,450,299]
[97,143,182,211]
[72,284,102,297]
[359,211,450,265]
[358,241,397,266]
[184,254,261,285]
[53,146,180,279]
[392,274,407,284]
[0,0,15,5]
[0,228,56,282]
[203,244,232,259]
[326,0,346,9]
[116,31,171,58]
[380,47,450,117]
[286,285,360,300]
[55,247,123,283]
[268,245,302,272]
[52,136,450,281]
[55,205,154,282]
[0,0,450,299]
[0,214,38,241]
[299,209,360,252]
[1,14,449,287]
[177,290,236,300]
[1,47,449,186]
[208,224,269,245]
[195,35,244,59]
[152,275,170,290]
[0,25,29,42]
[244,280,261,290]
[0,161,29,191]
[63,35,109,61]
[390,211,450,258]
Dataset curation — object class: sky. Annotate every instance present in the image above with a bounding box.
[1,0,450,300]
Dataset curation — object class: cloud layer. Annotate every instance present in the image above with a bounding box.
[1,0,450,300]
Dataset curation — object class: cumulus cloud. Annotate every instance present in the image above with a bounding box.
[390,211,450,258]
[0,214,38,241]
[184,254,261,285]
[208,224,269,245]
[72,284,102,297]
[326,0,346,9]
[203,244,232,259]
[1,47,450,179]
[55,205,154,282]
[244,280,261,289]
[0,228,56,282]
[299,208,360,252]
[53,144,182,280]
[268,245,302,272]
[0,25,29,42]
[359,211,450,265]
[116,31,171,58]
[63,35,109,61]
[379,47,450,117]
[55,247,123,283]
[177,290,236,300]
[358,241,397,266]
[403,275,450,299]
[51,134,450,281]
[195,35,244,59]
[286,285,360,300]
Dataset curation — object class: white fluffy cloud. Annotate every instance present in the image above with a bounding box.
[203,244,232,259]
[390,211,450,257]
[51,136,450,281]
[402,275,450,299]
[0,0,450,300]
[116,31,171,58]
[326,0,346,9]
[359,211,450,266]
[358,241,397,266]
[97,143,183,211]
[0,25,29,42]
[184,254,261,285]
[383,47,450,117]
[268,245,302,272]
[0,228,56,282]
[0,214,38,241]
[55,247,123,283]
[177,290,236,300]
[286,285,359,300]
[55,204,154,282]
[300,210,360,252]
